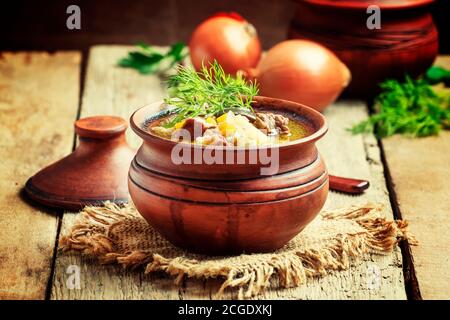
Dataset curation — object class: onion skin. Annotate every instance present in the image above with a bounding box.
[189,13,262,75]
[243,40,351,112]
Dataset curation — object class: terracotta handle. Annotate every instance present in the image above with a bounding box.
[329,175,369,194]
[75,116,128,139]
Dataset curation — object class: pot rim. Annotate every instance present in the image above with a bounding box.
[130,95,328,151]
[299,0,434,10]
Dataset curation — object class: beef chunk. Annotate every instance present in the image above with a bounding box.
[181,118,216,141]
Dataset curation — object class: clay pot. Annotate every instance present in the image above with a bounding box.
[288,0,439,98]
[128,96,329,254]
[130,96,327,180]
[129,173,328,255]
[129,155,327,203]
[25,116,136,210]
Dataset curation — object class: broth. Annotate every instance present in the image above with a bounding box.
[149,110,311,147]
[278,118,309,142]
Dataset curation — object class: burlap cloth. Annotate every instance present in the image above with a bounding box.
[59,202,414,299]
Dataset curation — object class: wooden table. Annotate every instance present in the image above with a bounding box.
[0,47,448,300]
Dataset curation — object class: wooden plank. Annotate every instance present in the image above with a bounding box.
[0,51,80,299]
[78,46,166,148]
[382,56,450,300]
[51,45,179,300]
[51,45,406,299]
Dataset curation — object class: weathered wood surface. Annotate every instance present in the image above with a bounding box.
[382,56,450,300]
[51,46,178,300]
[51,45,406,299]
[0,52,80,299]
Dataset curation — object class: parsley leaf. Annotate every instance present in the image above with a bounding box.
[118,42,188,75]
[425,66,450,86]
[350,74,450,138]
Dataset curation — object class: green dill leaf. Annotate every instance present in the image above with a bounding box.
[163,60,259,127]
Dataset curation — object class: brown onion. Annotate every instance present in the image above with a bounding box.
[189,12,262,75]
[243,40,351,112]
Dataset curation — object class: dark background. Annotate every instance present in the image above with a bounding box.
[0,0,449,52]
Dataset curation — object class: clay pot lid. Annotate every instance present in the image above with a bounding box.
[25,115,136,210]
[301,0,434,10]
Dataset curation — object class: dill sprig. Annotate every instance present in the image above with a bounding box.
[163,61,259,127]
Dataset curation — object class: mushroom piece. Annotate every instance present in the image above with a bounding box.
[253,112,290,136]
[273,114,290,135]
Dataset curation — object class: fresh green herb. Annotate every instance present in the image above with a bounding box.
[163,60,259,127]
[425,66,450,85]
[118,42,188,74]
[350,76,450,137]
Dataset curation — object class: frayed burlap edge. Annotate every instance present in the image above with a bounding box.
[59,202,416,299]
